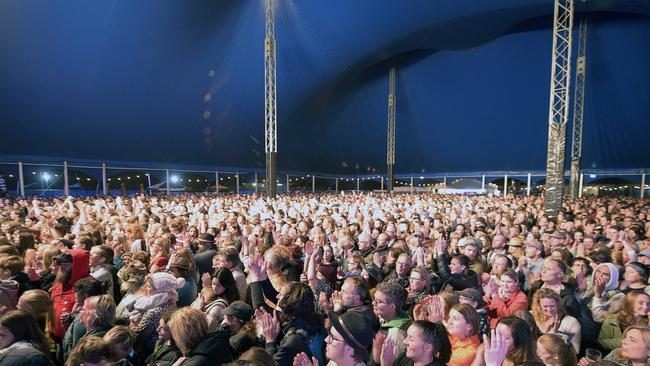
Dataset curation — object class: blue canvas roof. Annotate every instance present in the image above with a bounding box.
[1,0,649,175]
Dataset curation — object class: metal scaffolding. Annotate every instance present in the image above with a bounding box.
[544,0,575,218]
[569,19,588,199]
[264,0,278,197]
[387,67,396,192]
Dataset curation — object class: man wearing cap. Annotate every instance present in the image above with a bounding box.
[519,240,544,290]
[192,233,218,276]
[294,310,374,366]
[457,288,490,337]
[549,231,567,250]
[639,250,650,266]
[218,300,255,357]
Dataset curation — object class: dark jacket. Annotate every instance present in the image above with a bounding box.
[265,320,319,366]
[10,271,31,296]
[436,254,478,291]
[182,330,233,366]
[145,342,181,366]
[0,342,50,366]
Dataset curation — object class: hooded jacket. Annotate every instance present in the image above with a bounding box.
[50,250,91,342]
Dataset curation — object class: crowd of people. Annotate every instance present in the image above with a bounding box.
[0,192,648,366]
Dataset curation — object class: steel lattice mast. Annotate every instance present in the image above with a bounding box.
[264,0,278,197]
[387,67,396,193]
[569,19,588,200]
[544,0,575,218]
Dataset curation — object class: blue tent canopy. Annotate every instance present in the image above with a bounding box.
[0,0,649,175]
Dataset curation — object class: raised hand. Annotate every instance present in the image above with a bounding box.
[380,335,397,366]
[483,329,508,366]
[331,291,343,312]
[428,295,445,324]
[293,352,318,366]
[259,308,281,343]
[201,272,212,289]
[371,331,386,364]
[248,248,266,281]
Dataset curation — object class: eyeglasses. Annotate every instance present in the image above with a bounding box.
[372,298,391,305]
[326,333,345,344]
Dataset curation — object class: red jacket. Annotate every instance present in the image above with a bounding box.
[50,250,92,342]
[485,290,528,328]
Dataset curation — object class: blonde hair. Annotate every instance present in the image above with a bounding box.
[18,290,54,330]
[41,246,61,269]
[168,307,208,356]
[103,325,136,348]
[84,295,116,329]
[612,325,650,363]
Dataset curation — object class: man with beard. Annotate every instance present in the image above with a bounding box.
[50,250,92,344]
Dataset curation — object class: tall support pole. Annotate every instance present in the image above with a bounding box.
[146,173,151,196]
[381,177,384,191]
[102,163,108,196]
[312,175,315,193]
[255,173,258,193]
[63,161,69,196]
[544,0,575,218]
[286,175,290,193]
[641,174,646,199]
[569,19,588,199]
[356,178,360,191]
[386,67,397,193]
[578,173,584,198]
[527,173,532,196]
[443,176,447,187]
[215,172,219,194]
[504,174,509,196]
[18,162,25,198]
[165,169,170,195]
[481,175,486,190]
[264,0,278,197]
[335,178,339,193]
[410,177,414,194]
[236,173,240,195]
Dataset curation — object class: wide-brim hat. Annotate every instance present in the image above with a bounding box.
[328,311,372,361]
[198,233,215,243]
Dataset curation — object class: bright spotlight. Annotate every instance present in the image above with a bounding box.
[589,174,597,179]
[42,173,51,182]
[171,175,179,183]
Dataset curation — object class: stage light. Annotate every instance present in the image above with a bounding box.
[171,176,179,183]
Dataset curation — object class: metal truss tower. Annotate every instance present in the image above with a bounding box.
[569,19,588,199]
[387,67,396,192]
[544,0,575,218]
[264,0,278,197]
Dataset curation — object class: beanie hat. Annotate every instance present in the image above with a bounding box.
[150,272,185,293]
[627,262,649,284]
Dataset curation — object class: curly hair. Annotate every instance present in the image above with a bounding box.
[531,288,567,324]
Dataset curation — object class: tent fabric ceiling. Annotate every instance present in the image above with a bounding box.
[0,0,649,174]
